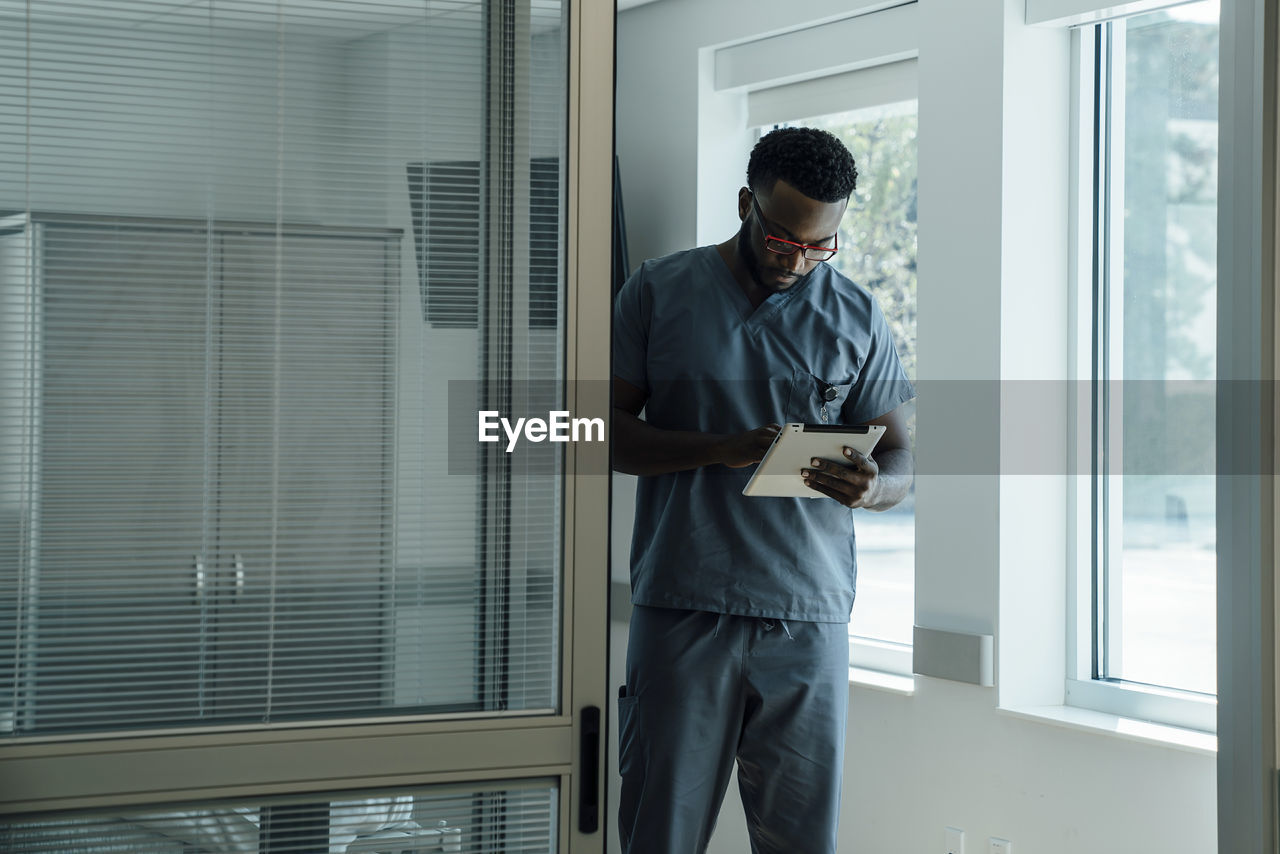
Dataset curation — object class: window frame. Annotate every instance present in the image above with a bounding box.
[1066,13,1218,734]
[699,4,921,683]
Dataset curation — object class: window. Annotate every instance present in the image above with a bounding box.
[706,12,919,676]
[1,0,567,736]
[774,100,918,675]
[1072,0,1219,730]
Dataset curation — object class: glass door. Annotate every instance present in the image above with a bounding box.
[0,1,613,850]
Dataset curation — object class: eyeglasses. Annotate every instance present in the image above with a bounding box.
[750,195,839,262]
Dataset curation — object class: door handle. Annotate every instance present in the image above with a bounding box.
[194,556,205,603]
[233,554,245,599]
[578,705,600,833]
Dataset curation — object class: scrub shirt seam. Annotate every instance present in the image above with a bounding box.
[702,245,817,330]
[747,273,813,333]
[630,590,849,623]
[734,617,751,761]
[848,385,917,425]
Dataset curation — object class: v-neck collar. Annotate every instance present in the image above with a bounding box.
[705,244,813,329]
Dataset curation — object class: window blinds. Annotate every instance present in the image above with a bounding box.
[0,779,559,853]
[0,0,567,735]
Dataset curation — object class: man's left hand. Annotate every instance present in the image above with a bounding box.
[800,447,879,509]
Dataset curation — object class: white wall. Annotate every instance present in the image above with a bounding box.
[612,1,1217,852]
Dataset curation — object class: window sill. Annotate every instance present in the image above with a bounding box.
[997,704,1216,756]
[849,666,916,696]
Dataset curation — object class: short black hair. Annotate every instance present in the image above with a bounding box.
[747,126,857,203]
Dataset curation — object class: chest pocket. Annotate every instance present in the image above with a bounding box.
[784,367,855,425]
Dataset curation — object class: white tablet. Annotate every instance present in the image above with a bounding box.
[741,423,886,498]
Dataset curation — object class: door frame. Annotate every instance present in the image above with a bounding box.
[1217,0,1278,851]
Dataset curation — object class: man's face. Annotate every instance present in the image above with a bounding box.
[736,180,847,294]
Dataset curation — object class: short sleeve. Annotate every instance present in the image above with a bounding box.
[612,265,650,393]
[842,297,915,424]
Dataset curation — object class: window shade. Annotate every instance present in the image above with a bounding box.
[1025,0,1199,27]
[747,58,918,129]
[0,0,567,735]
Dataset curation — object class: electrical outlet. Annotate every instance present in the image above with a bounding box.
[945,826,964,854]
[989,837,1012,854]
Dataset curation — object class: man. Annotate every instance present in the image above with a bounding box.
[612,126,915,854]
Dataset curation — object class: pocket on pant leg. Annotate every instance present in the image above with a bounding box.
[617,694,640,771]
[616,694,642,849]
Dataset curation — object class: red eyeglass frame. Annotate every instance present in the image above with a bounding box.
[750,195,839,260]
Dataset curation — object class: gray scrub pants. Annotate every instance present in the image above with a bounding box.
[617,605,850,854]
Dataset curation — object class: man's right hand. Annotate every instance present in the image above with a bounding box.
[718,424,781,468]
[613,376,784,476]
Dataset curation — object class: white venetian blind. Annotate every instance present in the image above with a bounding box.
[0,0,567,735]
[0,779,559,852]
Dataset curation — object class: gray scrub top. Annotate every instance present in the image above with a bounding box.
[613,245,915,622]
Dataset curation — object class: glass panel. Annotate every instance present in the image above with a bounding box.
[1108,1,1218,695]
[0,0,567,735]
[0,780,559,853]
[781,105,918,651]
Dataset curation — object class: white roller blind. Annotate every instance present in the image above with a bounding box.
[0,0,567,735]
[747,58,918,129]
[1025,0,1202,27]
